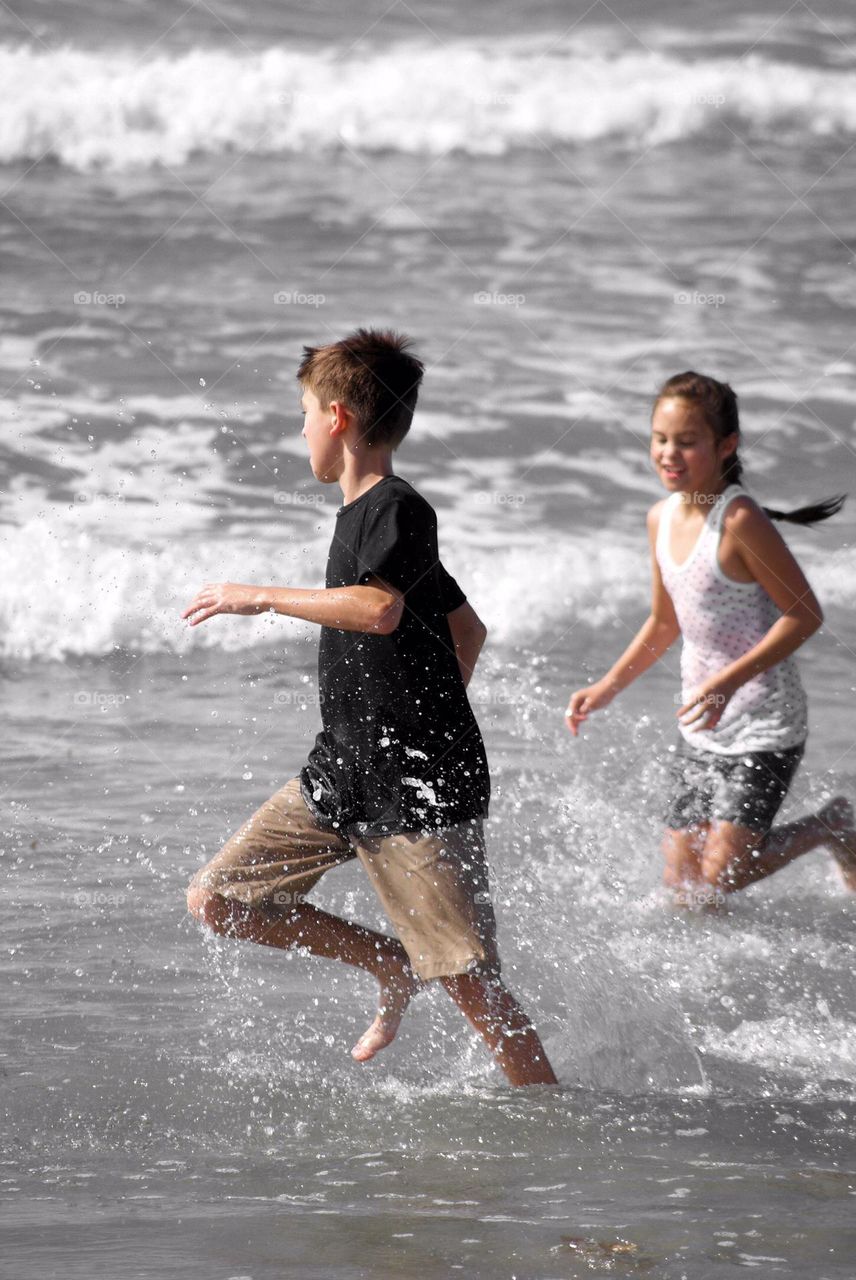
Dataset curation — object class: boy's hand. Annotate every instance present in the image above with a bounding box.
[182,582,266,627]
[565,680,615,737]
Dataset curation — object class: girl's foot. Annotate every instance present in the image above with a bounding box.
[829,831,856,892]
[818,797,856,891]
[818,795,854,833]
[351,965,423,1063]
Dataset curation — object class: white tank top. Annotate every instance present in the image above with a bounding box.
[655,484,808,755]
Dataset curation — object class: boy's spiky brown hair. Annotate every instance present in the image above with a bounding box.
[298,328,424,449]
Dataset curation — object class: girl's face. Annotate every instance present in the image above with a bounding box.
[650,397,736,495]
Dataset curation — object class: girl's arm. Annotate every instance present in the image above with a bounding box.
[679,497,822,728]
[566,504,681,734]
[598,504,682,691]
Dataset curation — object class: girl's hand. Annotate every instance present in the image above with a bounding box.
[182,582,265,626]
[565,680,615,737]
[677,674,738,731]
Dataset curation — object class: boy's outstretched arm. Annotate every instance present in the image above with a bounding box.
[182,577,403,634]
[447,601,487,688]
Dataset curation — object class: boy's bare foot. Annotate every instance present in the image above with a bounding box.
[351,964,423,1063]
[817,797,856,890]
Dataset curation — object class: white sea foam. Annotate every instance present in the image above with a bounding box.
[704,1014,856,1086]
[0,513,644,660]
[2,42,856,171]
[3,503,855,661]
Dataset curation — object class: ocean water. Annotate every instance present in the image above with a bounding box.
[2,0,856,1276]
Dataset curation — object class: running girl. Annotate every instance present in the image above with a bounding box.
[565,371,856,905]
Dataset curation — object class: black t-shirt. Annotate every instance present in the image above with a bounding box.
[300,475,490,836]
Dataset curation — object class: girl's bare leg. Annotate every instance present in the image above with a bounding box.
[662,824,712,907]
[822,798,856,890]
[700,797,856,894]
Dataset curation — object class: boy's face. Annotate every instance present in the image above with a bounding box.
[300,386,345,483]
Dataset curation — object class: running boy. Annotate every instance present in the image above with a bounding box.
[184,328,556,1087]
[565,371,856,906]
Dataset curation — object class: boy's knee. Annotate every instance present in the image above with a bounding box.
[186,881,229,931]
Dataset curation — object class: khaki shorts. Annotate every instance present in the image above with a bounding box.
[188,777,500,982]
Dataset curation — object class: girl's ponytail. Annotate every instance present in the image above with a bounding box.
[656,372,846,526]
[756,494,846,525]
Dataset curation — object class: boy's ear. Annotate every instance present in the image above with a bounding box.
[327,400,353,437]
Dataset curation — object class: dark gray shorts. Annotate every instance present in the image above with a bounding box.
[664,735,806,834]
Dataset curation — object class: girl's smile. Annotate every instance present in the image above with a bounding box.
[650,396,736,497]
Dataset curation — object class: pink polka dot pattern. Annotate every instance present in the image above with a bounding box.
[655,484,808,756]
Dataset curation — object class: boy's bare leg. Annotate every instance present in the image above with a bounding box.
[700,796,856,894]
[186,887,420,1060]
[440,973,558,1087]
